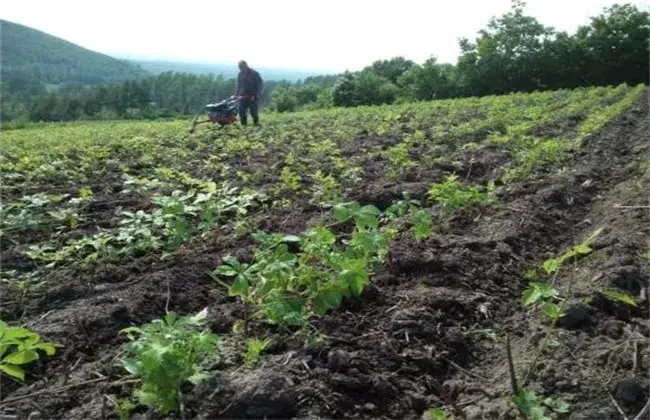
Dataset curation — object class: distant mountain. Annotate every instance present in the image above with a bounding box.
[128,59,329,82]
[0,19,149,93]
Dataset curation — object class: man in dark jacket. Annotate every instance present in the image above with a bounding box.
[234,60,263,126]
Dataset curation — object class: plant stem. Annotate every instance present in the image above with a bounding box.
[506,334,519,395]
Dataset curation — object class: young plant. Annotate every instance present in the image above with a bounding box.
[503,138,567,182]
[424,407,449,420]
[212,202,389,330]
[513,388,569,420]
[428,174,497,216]
[310,170,341,206]
[385,142,416,179]
[385,196,433,240]
[279,166,302,192]
[120,309,220,415]
[520,227,604,386]
[244,338,271,366]
[0,320,62,381]
[542,228,602,275]
[522,228,603,322]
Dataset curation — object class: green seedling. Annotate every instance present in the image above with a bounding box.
[428,174,498,216]
[244,338,271,366]
[120,309,220,415]
[425,407,449,420]
[513,389,570,420]
[0,320,62,381]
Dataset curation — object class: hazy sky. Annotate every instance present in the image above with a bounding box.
[1,0,647,72]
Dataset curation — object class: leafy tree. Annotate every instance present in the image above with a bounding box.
[457,0,556,95]
[367,56,416,84]
[399,57,457,100]
[332,72,358,107]
[575,4,650,85]
[271,87,298,112]
[354,70,398,106]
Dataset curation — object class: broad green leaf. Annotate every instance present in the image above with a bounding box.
[332,202,360,223]
[188,372,210,385]
[426,408,448,420]
[522,288,542,307]
[33,343,61,356]
[601,289,637,307]
[229,275,249,297]
[0,363,25,381]
[385,203,404,219]
[123,358,141,375]
[542,258,560,274]
[313,289,342,315]
[533,282,557,299]
[542,302,563,320]
[573,243,592,255]
[3,349,39,365]
[252,231,278,245]
[2,327,35,341]
[342,263,368,296]
[356,205,381,228]
[359,204,381,217]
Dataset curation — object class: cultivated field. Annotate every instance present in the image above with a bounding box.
[1,83,648,419]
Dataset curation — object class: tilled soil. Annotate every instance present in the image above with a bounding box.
[0,95,648,420]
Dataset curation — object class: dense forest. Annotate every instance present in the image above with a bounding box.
[2,2,648,125]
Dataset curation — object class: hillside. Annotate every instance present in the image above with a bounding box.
[1,84,648,419]
[0,19,149,92]
[129,58,330,82]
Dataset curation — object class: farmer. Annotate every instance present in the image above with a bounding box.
[234,60,263,126]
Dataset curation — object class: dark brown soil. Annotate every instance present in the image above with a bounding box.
[1,94,648,420]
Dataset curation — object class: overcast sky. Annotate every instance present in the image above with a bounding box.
[1,0,647,72]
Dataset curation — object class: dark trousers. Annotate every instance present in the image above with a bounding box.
[238,98,259,125]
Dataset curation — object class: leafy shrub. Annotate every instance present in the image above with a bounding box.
[213,204,386,328]
[120,309,219,415]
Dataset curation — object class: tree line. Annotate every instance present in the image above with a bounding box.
[2,2,647,125]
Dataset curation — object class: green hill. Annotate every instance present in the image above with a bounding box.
[0,19,149,93]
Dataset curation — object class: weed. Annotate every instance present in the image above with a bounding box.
[503,138,567,182]
[424,407,449,420]
[279,166,302,191]
[428,174,497,216]
[244,338,271,366]
[385,195,433,240]
[212,200,430,330]
[120,309,219,415]
[513,388,569,420]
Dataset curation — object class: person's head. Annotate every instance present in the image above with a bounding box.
[238,60,249,71]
